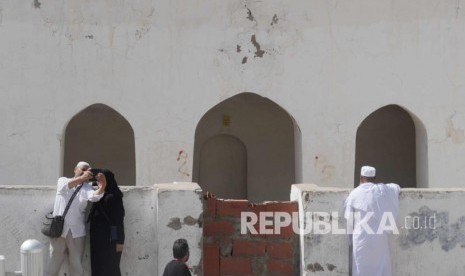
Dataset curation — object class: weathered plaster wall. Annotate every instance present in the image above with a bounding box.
[291,184,465,275]
[156,183,203,276]
[2,183,465,275]
[2,0,465,189]
[0,183,202,275]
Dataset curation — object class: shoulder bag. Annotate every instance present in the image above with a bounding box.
[41,184,83,238]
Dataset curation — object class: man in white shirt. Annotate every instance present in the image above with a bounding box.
[46,161,106,276]
[344,166,400,276]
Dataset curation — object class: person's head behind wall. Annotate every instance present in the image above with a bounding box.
[173,238,189,263]
[360,165,376,183]
[74,161,90,177]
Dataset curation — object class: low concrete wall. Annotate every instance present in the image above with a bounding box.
[0,183,203,275]
[4,183,465,275]
[291,184,465,275]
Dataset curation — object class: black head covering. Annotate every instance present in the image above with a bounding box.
[102,169,123,198]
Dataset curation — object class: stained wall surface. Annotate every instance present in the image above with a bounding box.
[3,1,465,191]
[0,183,203,275]
[291,184,465,275]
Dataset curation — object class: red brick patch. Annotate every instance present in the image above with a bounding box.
[204,220,234,237]
[220,257,253,274]
[203,243,220,276]
[266,242,293,259]
[267,259,293,275]
[233,240,266,256]
[217,199,250,217]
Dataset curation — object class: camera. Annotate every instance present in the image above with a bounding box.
[89,168,102,182]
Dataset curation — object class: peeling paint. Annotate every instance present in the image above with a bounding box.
[135,24,151,40]
[307,262,324,272]
[251,35,265,58]
[236,45,241,53]
[400,206,465,251]
[183,215,197,226]
[246,7,254,21]
[305,234,322,246]
[33,0,41,8]
[326,263,336,271]
[271,14,278,26]
[167,217,182,230]
[137,254,149,260]
[85,35,94,39]
[242,56,247,64]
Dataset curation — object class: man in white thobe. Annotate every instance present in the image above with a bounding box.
[344,166,400,276]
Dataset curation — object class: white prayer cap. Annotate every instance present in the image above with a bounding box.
[76,161,91,168]
[361,166,376,177]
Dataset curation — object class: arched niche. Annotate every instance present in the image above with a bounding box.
[354,104,428,188]
[63,104,136,186]
[193,93,302,202]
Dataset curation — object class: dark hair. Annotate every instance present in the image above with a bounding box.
[173,238,189,259]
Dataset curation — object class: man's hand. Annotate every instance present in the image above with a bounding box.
[116,243,124,252]
[68,169,92,188]
[80,170,93,182]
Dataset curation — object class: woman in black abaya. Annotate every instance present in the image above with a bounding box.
[89,169,125,276]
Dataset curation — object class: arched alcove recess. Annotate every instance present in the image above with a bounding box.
[193,93,302,202]
[63,104,136,186]
[199,134,247,199]
[354,104,428,188]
